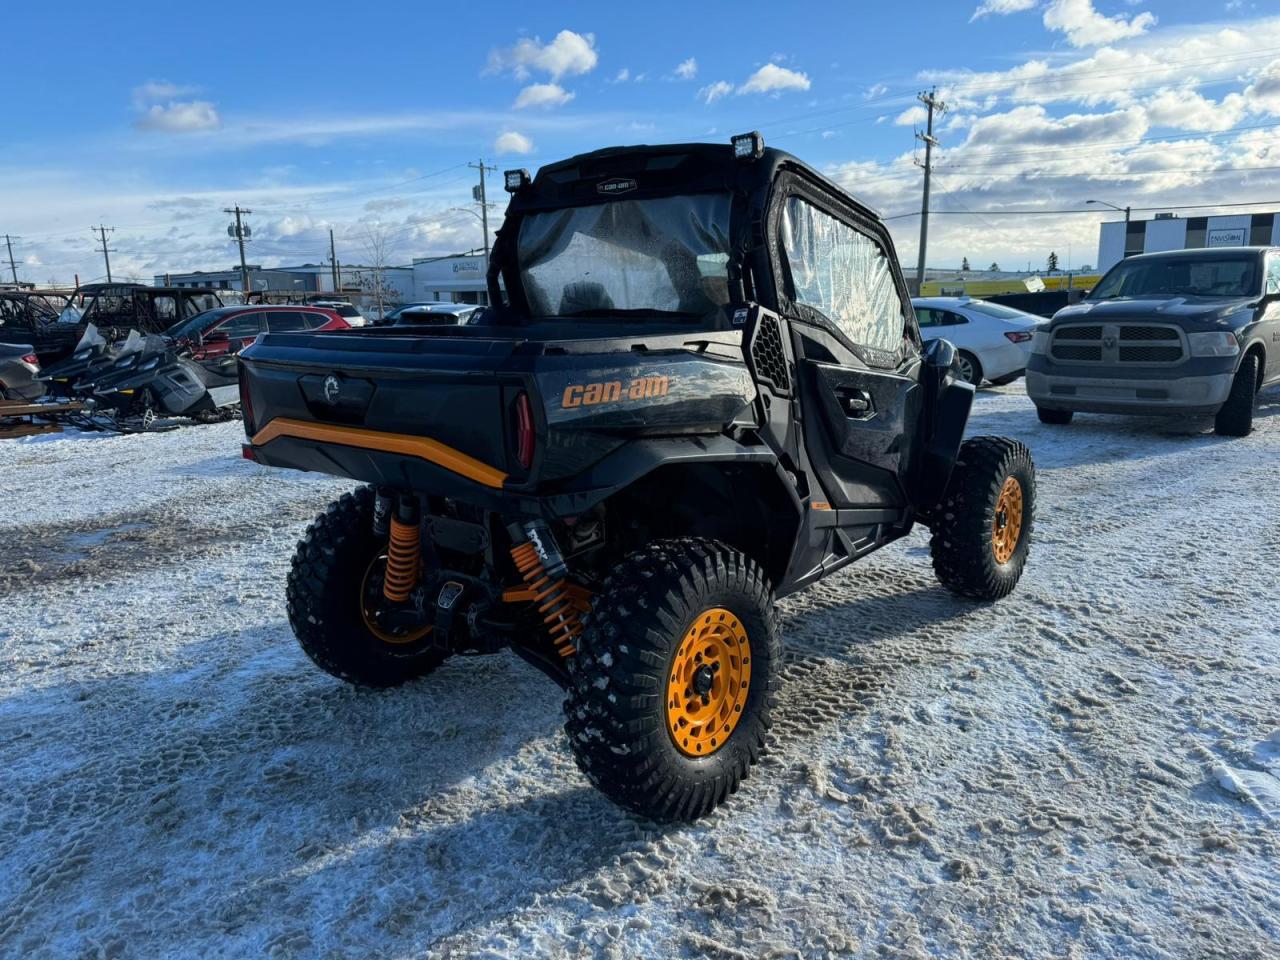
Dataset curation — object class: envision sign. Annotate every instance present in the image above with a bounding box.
[1206,227,1247,247]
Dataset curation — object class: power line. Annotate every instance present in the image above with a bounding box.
[882,198,1280,220]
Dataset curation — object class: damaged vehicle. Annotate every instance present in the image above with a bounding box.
[0,291,79,365]
[239,135,1036,821]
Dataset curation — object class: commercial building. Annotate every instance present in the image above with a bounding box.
[153,263,414,303]
[412,254,496,304]
[1097,211,1280,272]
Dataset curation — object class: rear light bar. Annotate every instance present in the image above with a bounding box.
[514,391,535,469]
[1004,331,1034,343]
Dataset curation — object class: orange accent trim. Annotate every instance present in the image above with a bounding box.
[251,418,507,489]
[810,501,832,511]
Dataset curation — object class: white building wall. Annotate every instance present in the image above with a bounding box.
[1097,221,1126,272]
[1143,218,1188,254]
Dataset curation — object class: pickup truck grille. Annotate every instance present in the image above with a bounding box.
[1050,323,1186,365]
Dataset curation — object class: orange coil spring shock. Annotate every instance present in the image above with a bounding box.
[382,516,421,603]
[510,541,583,658]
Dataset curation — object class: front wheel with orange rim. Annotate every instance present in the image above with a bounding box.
[287,486,447,688]
[565,539,780,823]
[929,436,1035,601]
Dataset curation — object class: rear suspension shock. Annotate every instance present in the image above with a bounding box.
[382,496,420,604]
[509,521,583,658]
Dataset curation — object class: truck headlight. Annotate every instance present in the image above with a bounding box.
[1187,331,1240,357]
[1030,330,1051,355]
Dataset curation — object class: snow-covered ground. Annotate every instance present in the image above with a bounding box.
[1,388,1278,959]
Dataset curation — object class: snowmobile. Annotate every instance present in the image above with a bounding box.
[86,334,242,427]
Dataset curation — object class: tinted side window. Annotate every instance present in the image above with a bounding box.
[915,308,938,328]
[940,311,968,326]
[780,196,905,363]
[218,312,263,339]
[1267,254,1280,295]
[265,310,310,333]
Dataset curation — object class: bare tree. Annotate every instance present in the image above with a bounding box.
[361,224,396,320]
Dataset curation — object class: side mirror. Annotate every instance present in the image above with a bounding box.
[923,337,956,371]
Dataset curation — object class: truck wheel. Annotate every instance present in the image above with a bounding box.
[286,486,446,688]
[929,437,1034,601]
[956,351,983,386]
[564,539,780,822]
[1036,406,1073,425]
[1213,353,1258,437]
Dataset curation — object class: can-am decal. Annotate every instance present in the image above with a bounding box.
[596,177,637,196]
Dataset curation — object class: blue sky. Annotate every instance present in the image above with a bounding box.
[6,0,1280,283]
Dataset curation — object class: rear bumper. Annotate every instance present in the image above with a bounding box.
[980,342,1033,381]
[1025,368,1233,415]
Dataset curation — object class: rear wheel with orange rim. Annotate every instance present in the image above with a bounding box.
[565,539,780,822]
[287,486,447,688]
[929,436,1035,601]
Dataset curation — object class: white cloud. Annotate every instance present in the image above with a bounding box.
[494,130,534,155]
[1145,88,1247,132]
[1043,0,1156,47]
[674,58,697,80]
[970,0,1037,21]
[698,80,733,105]
[131,80,199,109]
[134,101,221,133]
[737,63,811,96]
[488,30,598,81]
[612,68,630,83]
[513,83,575,110]
[895,105,928,126]
[864,83,889,100]
[1244,57,1280,115]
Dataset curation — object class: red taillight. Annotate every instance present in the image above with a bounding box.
[515,391,535,469]
[238,372,255,436]
[21,353,39,367]
[1004,331,1033,343]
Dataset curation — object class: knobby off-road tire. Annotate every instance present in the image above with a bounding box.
[1214,352,1259,438]
[1036,406,1073,425]
[564,539,781,822]
[287,486,447,688]
[930,436,1035,601]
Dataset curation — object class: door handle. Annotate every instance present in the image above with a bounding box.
[838,389,873,418]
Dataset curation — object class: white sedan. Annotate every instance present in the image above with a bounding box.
[911,297,1041,386]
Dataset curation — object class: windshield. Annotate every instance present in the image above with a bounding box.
[517,193,732,320]
[166,309,220,341]
[1090,255,1260,300]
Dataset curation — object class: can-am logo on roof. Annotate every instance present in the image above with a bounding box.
[597,177,637,195]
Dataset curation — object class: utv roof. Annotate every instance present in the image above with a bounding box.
[510,141,882,221]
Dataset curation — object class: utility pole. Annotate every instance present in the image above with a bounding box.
[93,225,116,283]
[914,89,946,296]
[3,235,18,284]
[329,228,339,292]
[469,160,493,262]
[224,206,253,293]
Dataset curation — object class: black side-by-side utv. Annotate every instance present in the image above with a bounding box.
[240,134,1035,821]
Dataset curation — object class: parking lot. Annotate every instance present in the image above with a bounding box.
[1,387,1278,958]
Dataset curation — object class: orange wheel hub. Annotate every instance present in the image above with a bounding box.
[360,553,433,646]
[991,475,1024,565]
[666,608,751,757]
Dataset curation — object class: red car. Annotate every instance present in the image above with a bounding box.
[164,305,350,359]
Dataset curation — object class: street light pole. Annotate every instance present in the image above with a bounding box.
[1087,199,1130,223]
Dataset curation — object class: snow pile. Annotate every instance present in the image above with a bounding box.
[1,389,1278,957]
